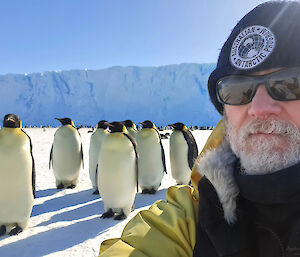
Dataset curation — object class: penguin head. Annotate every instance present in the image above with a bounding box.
[55,118,75,127]
[139,120,155,129]
[169,122,187,131]
[96,120,109,129]
[108,122,127,133]
[123,120,137,130]
[3,114,22,128]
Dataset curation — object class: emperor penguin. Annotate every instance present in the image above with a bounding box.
[169,122,198,185]
[0,114,35,236]
[136,120,166,194]
[122,120,138,139]
[98,122,138,220]
[89,120,109,194]
[49,118,83,189]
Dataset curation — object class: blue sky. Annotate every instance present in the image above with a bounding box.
[0,0,270,75]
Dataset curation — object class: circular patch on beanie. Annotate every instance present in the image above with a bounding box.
[230,25,276,70]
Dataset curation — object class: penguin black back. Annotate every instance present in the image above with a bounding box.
[21,129,36,198]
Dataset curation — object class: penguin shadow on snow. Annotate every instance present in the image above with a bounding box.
[35,188,58,198]
[0,189,170,255]
[36,195,103,227]
[0,217,108,257]
[134,188,168,209]
[32,189,98,217]
[98,188,168,220]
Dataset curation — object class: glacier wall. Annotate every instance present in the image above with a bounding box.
[0,63,221,127]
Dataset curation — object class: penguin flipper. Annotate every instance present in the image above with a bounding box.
[32,166,36,198]
[21,129,36,198]
[123,133,139,192]
[0,225,6,236]
[183,130,199,170]
[80,143,84,169]
[76,129,84,169]
[155,129,167,174]
[49,144,53,170]
[95,164,98,189]
[160,139,167,174]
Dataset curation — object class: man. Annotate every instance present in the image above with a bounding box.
[99,1,300,256]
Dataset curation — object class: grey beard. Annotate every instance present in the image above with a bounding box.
[224,117,300,175]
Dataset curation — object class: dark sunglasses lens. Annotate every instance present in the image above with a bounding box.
[217,77,254,105]
[269,70,300,101]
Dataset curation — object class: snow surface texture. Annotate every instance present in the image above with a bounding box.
[0,128,212,257]
[0,63,219,127]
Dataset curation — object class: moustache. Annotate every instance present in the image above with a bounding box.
[240,119,299,139]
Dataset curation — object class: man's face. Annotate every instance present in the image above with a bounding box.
[224,68,300,174]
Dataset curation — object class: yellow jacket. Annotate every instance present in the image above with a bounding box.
[99,121,225,257]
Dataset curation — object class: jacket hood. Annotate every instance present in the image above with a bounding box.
[191,120,240,223]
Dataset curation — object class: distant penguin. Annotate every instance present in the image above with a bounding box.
[122,120,138,139]
[136,120,166,194]
[49,118,83,189]
[169,122,198,185]
[0,114,35,236]
[98,122,138,220]
[89,120,109,194]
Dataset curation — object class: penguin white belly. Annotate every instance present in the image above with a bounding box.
[89,129,108,190]
[170,132,191,184]
[52,126,82,184]
[0,131,33,229]
[137,131,164,189]
[97,134,136,216]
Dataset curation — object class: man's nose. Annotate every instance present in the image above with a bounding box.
[248,85,281,117]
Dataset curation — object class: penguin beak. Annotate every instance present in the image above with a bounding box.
[107,123,114,128]
[169,124,175,128]
[6,117,15,123]
[139,122,145,126]
[55,118,62,122]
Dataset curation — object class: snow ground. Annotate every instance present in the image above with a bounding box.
[0,128,212,257]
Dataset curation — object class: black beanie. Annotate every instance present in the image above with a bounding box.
[208,1,300,114]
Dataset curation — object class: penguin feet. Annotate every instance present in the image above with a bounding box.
[9,226,22,236]
[101,209,114,219]
[92,189,99,195]
[67,184,76,189]
[141,189,150,194]
[149,188,157,194]
[0,225,6,236]
[142,188,157,194]
[114,212,126,220]
[57,183,64,189]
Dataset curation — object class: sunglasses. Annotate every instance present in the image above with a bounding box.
[216,67,300,105]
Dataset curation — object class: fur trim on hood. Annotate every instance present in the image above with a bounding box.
[195,139,239,224]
